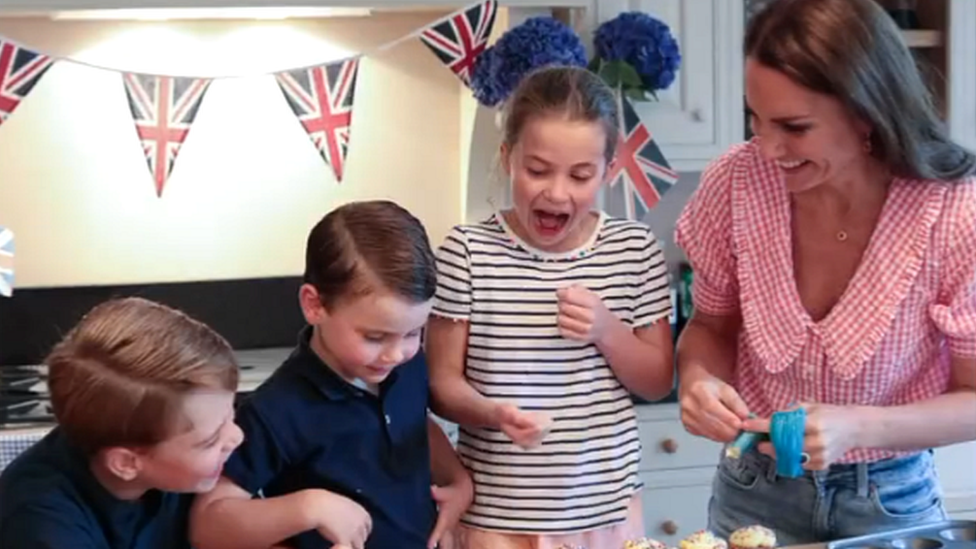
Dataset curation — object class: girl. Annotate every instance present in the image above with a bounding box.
[426,66,675,549]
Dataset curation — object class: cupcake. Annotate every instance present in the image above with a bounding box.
[625,538,668,549]
[729,526,776,549]
[680,530,728,549]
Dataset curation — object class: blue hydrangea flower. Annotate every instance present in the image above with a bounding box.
[593,12,681,92]
[470,16,588,108]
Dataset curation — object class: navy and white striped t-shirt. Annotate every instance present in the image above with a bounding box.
[432,211,672,533]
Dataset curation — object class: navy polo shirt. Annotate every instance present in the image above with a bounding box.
[222,327,436,549]
[0,427,193,549]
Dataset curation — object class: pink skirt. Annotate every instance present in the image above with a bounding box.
[452,493,645,549]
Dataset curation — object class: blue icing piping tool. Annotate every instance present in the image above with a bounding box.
[770,406,807,478]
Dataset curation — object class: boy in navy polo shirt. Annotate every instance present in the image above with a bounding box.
[190,200,473,549]
[0,297,244,549]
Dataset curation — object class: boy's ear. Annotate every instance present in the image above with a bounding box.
[299,283,328,325]
[102,447,141,482]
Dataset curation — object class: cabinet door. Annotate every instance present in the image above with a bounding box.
[591,0,745,171]
[948,0,976,152]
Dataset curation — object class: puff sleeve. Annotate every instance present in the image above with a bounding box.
[674,148,742,316]
[930,187,976,358]
[432,225,473,321]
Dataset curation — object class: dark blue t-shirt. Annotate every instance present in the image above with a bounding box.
[222,327,436,549]
[0,428,193,549]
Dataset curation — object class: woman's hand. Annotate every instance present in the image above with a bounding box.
[745,403,862,470]
[679,373,751,443]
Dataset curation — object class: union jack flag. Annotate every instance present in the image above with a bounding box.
[122,73,211,197]
[0,225,14,298]
[606,95,679,221]
[275,57,359,183]
[420,0,497,86]
[0,40,53,127]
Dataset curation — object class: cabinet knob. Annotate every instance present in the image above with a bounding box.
[661,438,679,454]
[662,520,679,535]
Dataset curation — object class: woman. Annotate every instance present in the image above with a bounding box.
[675,0,976,544]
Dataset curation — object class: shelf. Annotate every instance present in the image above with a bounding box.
[902,29,943,48]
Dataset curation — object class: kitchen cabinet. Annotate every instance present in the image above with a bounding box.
[572,0,745,172]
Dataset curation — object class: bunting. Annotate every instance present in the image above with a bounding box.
[420,0,497,86]
[122,73,211,197]
[0,0,498,193]
[275,57,360,183]
[0,40,53,126]
[606,95,679,220]
[0,226,13,298]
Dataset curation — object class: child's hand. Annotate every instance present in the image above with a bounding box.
[304,489,372,549]
[427,475,474,549]
[495,403,552,449]
[556,285,614,344]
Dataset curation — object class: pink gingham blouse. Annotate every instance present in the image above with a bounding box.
[675,140,976,463]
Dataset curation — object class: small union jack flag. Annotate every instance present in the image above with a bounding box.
[606,95,679,221]
[122,73,211,197]
[420,0,497,86]
[275,57,359,183]
[0,40,53,127]
[0,225,14,298]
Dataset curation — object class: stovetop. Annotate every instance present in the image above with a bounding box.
[0,347,292,427]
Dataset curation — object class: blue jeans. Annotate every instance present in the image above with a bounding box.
[708,449,948,545]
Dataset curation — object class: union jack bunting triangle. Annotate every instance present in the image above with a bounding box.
[275,57,359,183]
[606,95,679,221]
[122,73,212,197]
[420,0,497,87]
[0,40,54,127]
[0,225,14,298]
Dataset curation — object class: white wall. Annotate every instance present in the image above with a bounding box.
[0,13,465,288]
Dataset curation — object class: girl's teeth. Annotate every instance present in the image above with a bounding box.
[778,159,805,169]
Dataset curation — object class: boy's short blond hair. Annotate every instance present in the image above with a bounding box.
[46,297,239,455]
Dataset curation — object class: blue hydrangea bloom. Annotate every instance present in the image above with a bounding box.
[593,12,681,91]
[470,16,588,108]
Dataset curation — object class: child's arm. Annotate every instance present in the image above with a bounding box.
[596,313,675,400]
[426,317,499,428]
[426,318,552,449]
[555,228,676,401]
[190,478,371,549]
[426,417,472,549]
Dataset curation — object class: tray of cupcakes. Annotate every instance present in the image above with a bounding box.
[556,524,776,549]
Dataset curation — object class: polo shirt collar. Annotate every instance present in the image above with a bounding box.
[289,326,400,400]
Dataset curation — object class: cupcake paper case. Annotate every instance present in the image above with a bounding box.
[730,525,777,549]
[624,538,669,549]
[680,530,729,549]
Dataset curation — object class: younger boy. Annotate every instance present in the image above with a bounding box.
[190,200,472,549]
[0,297,243,549]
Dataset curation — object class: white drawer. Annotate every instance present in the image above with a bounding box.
[637,417,723,472]
[936,441,976,494]
[640,484,713,545]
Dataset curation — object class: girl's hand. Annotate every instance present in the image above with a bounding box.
[745,403,861,470]
[427,477,473,549]
[556,285,614,344]
[679,373,751,443]
[494,403,552,449]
